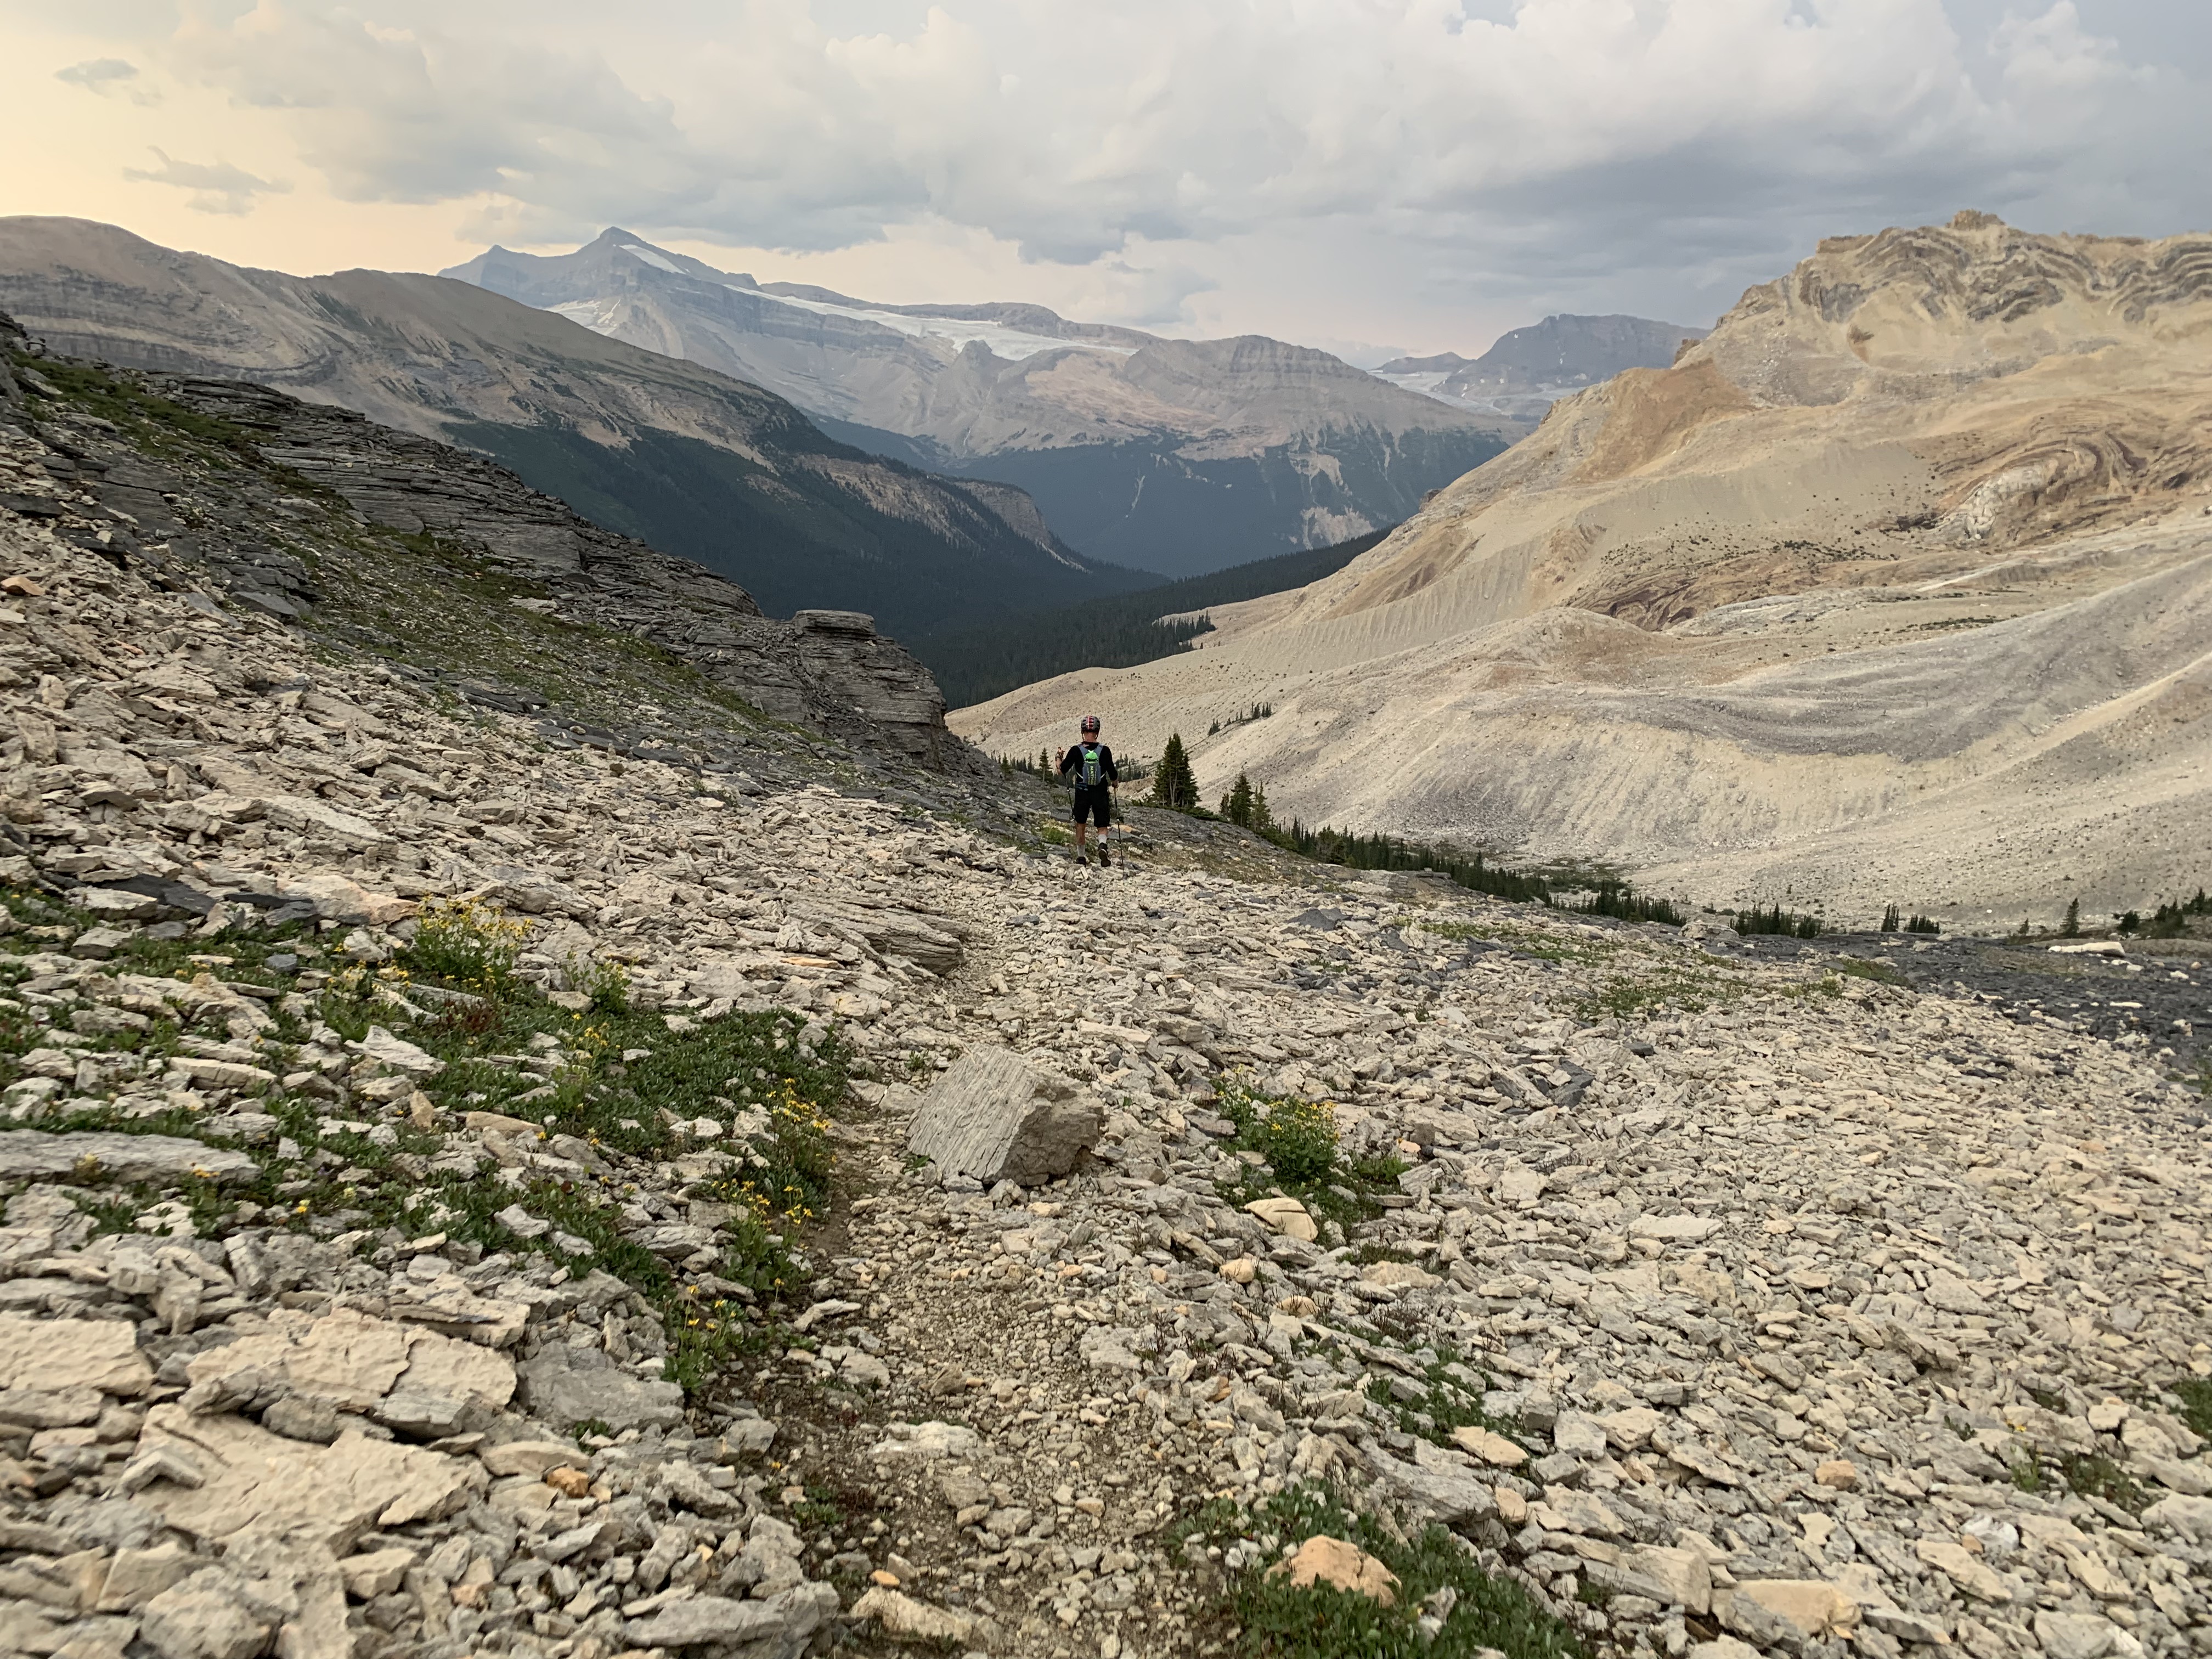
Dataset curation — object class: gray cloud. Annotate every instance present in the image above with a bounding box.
[139,0,2205,335]
[122,149,290,215]
[57,57,141,91]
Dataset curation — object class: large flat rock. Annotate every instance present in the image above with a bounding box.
[134,1404,486,1549]
[185,1307,516,1423]
[907,1045,1100,1185]
[517,1343,685,1431]
[0,1314,152,1396]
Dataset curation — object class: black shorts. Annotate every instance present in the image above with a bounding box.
[1070,787,1113,827]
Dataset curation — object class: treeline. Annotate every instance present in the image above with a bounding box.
[2115,889,2209,938]
[912,528,1392,709]
[1203,762,1683,923]
[1736,902,1940,938]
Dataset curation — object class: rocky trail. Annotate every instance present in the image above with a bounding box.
[0,320,2209,1659]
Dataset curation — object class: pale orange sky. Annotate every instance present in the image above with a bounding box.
[3,14,1219,325]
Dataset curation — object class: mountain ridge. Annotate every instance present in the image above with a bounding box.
[0,216,1150,638]
[440,229,1516,577]
[1372,312,1709,419]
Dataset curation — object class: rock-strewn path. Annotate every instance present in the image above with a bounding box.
[0,329,2208,1659]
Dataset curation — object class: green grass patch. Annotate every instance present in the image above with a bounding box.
[1209,1073,1404,1229]
[1415,921,1587,964]
[12,353,263,461]
[1573,953,1846,1022]
[1363,1352,1522,1452]
[2060,1454,2147,1514]
[1175,1481,1582,1659]
[0,896,843,1399]
[2176,1379,2212,1441]
[1573,967,1743,1022]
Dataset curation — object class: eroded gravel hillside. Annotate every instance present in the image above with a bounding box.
[1,324,2209,1659]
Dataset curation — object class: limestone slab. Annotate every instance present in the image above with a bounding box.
[907,1045,1099,1184]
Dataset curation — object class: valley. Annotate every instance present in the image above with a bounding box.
[1,307,2207,1659]
[0,217,1150,641]
[952,215,2212,929]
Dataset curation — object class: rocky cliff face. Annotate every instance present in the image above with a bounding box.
[2,312,966,768]
[441,230,1517,577]
[954,215,2212,919]
[0,217,1144,639]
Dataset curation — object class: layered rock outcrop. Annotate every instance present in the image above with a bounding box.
[5,323,964,767]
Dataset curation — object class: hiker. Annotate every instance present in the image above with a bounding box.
[1057,714,1120,867]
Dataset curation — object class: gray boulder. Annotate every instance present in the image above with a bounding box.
[517,1344,685,1431]
[625,1583,838,1655]
[907,1046,1101,1186]
[1362,1440,1498,1526]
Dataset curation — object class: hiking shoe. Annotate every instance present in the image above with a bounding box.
[1096,842,1111,867]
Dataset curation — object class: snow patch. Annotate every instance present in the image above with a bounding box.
[619,243,684,275]
[743,289,1137,364]
[548,298,624,337]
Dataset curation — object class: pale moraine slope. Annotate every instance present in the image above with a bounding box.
[953,215,2212,927]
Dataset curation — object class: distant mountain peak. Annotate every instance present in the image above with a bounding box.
[1371,351,1472,376]
[0,213,1141,641]
[1370,312,1709,419]
[435,229,1521,578]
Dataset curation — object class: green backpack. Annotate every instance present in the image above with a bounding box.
[1075,743,1107,788]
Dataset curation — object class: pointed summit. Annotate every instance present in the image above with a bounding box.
[436,229,1514,578]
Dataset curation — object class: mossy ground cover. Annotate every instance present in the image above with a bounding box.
[0,888,847,1395]
[1412,919,1615,966]
[1207,1072,1406,1230]
[2176,1379,2212,1440]
[1361,1350,1527,1454]
[12,354,263,463]
[1835,956,1909,986]
[1572,955,1853,1022]
[1175,1481,1582,1659]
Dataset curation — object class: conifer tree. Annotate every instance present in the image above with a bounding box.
[1149,733,1200,811]
[1221,771,1255,826]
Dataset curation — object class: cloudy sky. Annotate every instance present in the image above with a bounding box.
[5,0,2203,362]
